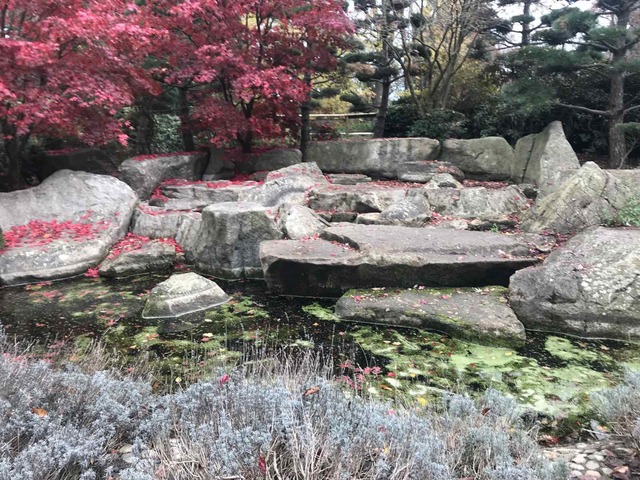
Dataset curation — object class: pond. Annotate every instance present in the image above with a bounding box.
[2,271,640,433]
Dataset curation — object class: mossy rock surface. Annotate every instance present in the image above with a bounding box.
[336,286,525,346]
[349,325,640,416]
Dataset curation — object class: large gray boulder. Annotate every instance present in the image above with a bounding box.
[336,287,525,346]
[416,186,528,220]
[306,138,440,178]
[0,170,137,285]
[608,168,640,190]
[261,225,544,297]
[98,240,177,278]
[396,161,465,183]
[439,137,515,180]
[35,149,119,179]
[245,148,302,172]
[513,121,580,197]
[185,202,283,279]
[308,184,411,213]
[510,227,640,340]
[522,162,632,234]
[245,163,328,207]
[142,273,230,332]
[278,205,329,239]
[130,204,201,239]
[118,152,209,199]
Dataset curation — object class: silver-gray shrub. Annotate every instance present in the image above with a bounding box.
[0,340,566,480]
[592,370,640,451]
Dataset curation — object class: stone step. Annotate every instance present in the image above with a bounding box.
[335,286,525,346]
[260,225,549,297]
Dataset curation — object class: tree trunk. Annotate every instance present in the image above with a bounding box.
[135,109,154,155]
[609,112,626,169]
[608,8,630,168]
[521,0,532,47]
[237,130,253,153]
[178,87,195,152]
[1,137,26,192]
[373,77,391,138]
[300,72,312,160]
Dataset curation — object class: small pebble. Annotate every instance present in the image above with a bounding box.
[569,471,583,479]
[572,455,587,464]
[601,467,613,475]
[122,453,136,464]
[583,470,601,478]
[568,463,585,471]
[585,460,600,470]
[588,453,604,461]
[118,445,133,454]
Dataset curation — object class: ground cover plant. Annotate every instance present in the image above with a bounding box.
[593,370,640,452]
[0,324,570,480]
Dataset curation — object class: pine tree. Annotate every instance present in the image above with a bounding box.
[507,0,640,167]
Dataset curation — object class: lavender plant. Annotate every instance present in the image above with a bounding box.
[592,370,640,452]
[0,329,567,480]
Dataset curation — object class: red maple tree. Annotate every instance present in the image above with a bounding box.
[0,0,163,190]
[151,0,352,152]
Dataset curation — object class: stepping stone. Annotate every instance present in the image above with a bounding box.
[260,225,545,297]
[142,272,230,332]
[335,287,525,346]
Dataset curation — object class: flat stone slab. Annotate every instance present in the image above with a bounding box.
[336,287,525,346]
[158,182,259,210]
[142,273,230,331]
[326,174,372,185]
[260,225,544,297]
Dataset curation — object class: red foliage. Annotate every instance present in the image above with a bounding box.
[160,175,261,189]
[107,233,183,259]
[1,219,110,252]
[84,268,100,278]
[462,180,510,189]
[132,152,200,161]
[150,187,170,203]
[1,1,163,156]
[150,0,352,147]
